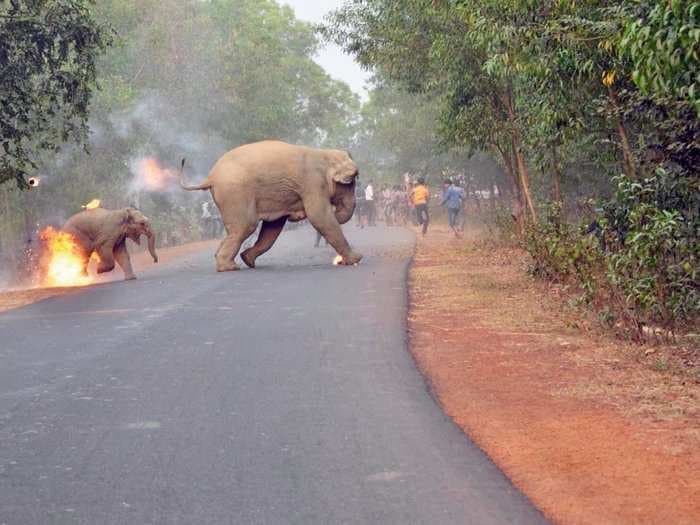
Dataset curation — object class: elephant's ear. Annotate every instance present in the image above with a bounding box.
[122,208,137,224]
[328,152,359,185]
[120,209,132,225]
[122,208,143,226]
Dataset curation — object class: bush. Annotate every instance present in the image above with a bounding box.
[522,202,606,291]
[598,171,699,337]
[517,170,699,340]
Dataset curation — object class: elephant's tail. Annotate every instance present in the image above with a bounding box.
[179,158,212,191]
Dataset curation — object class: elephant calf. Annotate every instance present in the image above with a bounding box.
[180,140,362,272]
[61,207,158,281]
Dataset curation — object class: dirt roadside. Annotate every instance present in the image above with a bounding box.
[408,226,699,525]
[0,240,218,314]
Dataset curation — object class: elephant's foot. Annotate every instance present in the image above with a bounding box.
[216,260,241,272]
[339,251,363,266]
[124,275,137,281]
[240,249,257,269]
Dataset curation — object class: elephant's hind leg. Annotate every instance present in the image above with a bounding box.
[240,217,287,268]
[114,241,136,281]
[216,223,257,272]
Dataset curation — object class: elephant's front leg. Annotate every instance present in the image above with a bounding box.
[305,198,362,265]
[114,241,136,281]
[240,217,287,268]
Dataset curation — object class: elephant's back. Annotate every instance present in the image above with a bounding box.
[209,141,309,183]
[62,209,116,239]
[64,208,108,225]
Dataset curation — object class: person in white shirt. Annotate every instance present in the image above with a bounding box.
[364,181,376,226]
[201,202,213,238]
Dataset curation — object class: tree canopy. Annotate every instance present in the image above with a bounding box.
[0,0,112,187]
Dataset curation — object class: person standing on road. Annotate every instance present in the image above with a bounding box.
[201,201,214,238]
[411,178,430,236]
[314,228,328,248]
[382,185,394,226]
[365,181,376,226]
[441,179,465,237]
[355,183,366,228]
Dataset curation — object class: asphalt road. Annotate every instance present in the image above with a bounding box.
[0,225,547,525]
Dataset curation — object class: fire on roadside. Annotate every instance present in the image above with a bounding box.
[83,199,101,210]
[39,227,96,288]
[134,157,177,191]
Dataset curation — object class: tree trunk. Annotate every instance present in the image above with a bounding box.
[607,86,636,179]
[550,144,563,203]
[493,142,524,235]
[512,135,537,223]
[22,190,33,244]
[1,186,17,275]
[504,87,537,223]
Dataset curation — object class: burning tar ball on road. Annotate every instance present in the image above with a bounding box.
[333,255,359,267]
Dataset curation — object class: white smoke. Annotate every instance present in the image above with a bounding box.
[109,92,229,180]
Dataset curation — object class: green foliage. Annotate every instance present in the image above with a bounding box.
[621,1,700,113]
[0,0,112,187]
[600,170,699,333]
[523,202,606,293]
[519,171,699,339]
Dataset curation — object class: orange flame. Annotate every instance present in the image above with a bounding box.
[39,227,93,287]
[135,157,176,191]
[83,199,101,210]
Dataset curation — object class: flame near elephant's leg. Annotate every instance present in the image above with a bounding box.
[39,227,94,287]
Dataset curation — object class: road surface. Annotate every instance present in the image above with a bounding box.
[0,225,547,525]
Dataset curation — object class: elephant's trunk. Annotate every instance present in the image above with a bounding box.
[335,202,356,225]
[333,182,357,225]
[146,228,158,263]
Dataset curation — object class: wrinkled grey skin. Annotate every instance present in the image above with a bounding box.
[181,140,362,272]
[62,207,158,281]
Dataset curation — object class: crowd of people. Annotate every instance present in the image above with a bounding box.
[352,176,466,237]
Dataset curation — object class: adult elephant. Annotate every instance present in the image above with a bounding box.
[180,140,362,272]
[61,207,158,280]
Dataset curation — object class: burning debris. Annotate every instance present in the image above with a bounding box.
[39,227,94,287]
[332,255,359,267]
[132,157,178,192]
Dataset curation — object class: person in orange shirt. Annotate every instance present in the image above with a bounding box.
[411,177,430,235]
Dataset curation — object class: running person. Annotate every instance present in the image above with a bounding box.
[411,178,430,236]
[441,179,465,237]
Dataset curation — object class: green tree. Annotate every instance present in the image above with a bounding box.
[0,0,112,187]
[621,0,700,113]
